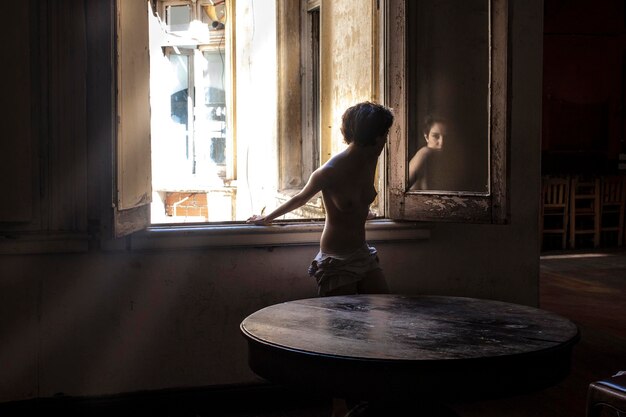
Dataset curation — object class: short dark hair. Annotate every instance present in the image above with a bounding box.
[422,115,446,136]
[341,101,394,146]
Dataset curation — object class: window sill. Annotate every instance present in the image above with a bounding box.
[130,219,431,251]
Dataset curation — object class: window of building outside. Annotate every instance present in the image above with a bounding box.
[149,0,325,224]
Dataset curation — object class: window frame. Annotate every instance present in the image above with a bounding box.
[112,0,432,250]
[273,0,326,220]
[113,0,152,237]
[300,0,321,185]
[385,0,510,224]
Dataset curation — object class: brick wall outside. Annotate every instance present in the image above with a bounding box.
[165,192,209,219]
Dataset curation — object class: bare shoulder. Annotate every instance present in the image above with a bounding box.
[316,151,348,178]
[413,146,432,159]
[409,146,432,166]
[309,162,335,187]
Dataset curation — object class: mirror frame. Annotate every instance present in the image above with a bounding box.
[386,0,509,223]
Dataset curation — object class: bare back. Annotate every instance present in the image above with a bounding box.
[318,146,379,254]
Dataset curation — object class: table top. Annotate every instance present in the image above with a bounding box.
[240,294,580,401]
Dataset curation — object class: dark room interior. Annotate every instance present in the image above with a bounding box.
[1,0,625,416]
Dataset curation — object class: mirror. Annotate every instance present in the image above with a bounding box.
[406,0,490,194]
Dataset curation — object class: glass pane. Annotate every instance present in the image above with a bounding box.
[168,54,190,161]
[407,0,489,193]
[195,50,227,179]
[167,4,191,32]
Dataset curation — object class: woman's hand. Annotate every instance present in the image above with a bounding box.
[246,214,271,225]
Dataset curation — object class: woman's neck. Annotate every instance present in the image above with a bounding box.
[347,142,383,161]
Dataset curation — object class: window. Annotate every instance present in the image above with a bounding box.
[386,0,509,224]
[301,0,321,186]
[113,0,509,238]
[166,3,192,32]
[149,0,235,224]
[142,0,330,225]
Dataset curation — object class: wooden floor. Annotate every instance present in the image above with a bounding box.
[452,249,626,417]
[225,249,626,417]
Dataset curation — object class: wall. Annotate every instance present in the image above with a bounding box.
[321,0,375,161]
[542,0,625,173]
[0,0,543,403]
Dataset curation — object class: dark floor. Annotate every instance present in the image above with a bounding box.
[226,249,626,417]
[451,249,626,417]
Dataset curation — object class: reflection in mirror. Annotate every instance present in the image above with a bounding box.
[408,116,447,190]
[407,0,489,193]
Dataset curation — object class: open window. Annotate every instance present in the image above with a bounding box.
[148,0,236,224]
[386,0,509,224]
[112,0,508,239]
[114,0,330,226]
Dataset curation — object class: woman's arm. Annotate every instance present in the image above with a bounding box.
[408,147,430,188]
[247,168,327,225]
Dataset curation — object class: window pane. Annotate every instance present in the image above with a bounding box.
[168,54,190,160]
[199,50,227,173]
[151,2,235,224]
[167,5,191,32]
[407,0,489,193]
[150,0,328,224]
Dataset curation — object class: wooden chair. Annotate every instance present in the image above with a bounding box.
[569,176,600,249]
[600,175,626,247]
[540,176,570,250]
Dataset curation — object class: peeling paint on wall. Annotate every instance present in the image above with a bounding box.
[321,0,374,162]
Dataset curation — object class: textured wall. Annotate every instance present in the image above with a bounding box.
[320,0,374,162]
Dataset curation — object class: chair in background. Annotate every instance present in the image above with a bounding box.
[586,371,626,417]
[599,175,626,247]
[540,176,570,250]
[569,176,600,249]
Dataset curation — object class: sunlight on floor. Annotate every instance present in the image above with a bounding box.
[541,252,612,260]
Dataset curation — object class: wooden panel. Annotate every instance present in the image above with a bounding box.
[386,0,408,220]
[47,0,88,232]
[115,0,151,236]
[116,0,151,211]
[300,2,320,183]
[0,2,33,222]
[86,0,114,222]
[277,0,303,190]
[320,0,374,163]
[489,0,510,223]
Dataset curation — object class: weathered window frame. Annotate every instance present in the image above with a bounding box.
[273,0,325,219]
[114,0,152,237]
[385,0,509,224]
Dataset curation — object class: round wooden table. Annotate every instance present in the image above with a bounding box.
[240,295,579,406]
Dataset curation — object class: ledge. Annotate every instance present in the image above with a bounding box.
[130,219,431,251]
